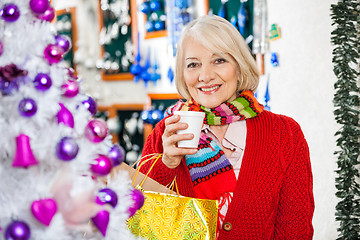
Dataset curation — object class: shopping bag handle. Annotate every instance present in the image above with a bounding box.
[167,176,180,197]
[131,153,163,188]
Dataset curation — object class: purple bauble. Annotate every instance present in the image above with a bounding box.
[84,119,108,143]
[96,188,118,208]
[108,144,125,166]
[44,44,64,65]
[0,4,20,22]
[5,220,31,240]
[54,35,71,54]
[29,0,50,14]
[82,96,97,116]
[18,98,37,117]
[61,80,79,98]
[35,6,55,22]
[128,188,145,218]
[90,155,113,176]
[55,136,79,161]
[33,73,52,91]
[56,103,74,128]
[0,41,4,56]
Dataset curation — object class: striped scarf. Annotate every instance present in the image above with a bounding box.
[168,90,264,200]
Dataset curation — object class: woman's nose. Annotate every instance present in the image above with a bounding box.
[199,64,215,83]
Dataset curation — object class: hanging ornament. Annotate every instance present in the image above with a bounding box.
[151,109,164,124]
[12,134,39,168]
[95,188,118,208]
[61,79,79,98]
[0,41,3,56]
[140,109,153,124]
[140,48,152,87]
[33,73,52,91]
[35,5,55,22]
[31,198,57,226]
[130,33,143,83]
[264,76,270,111]
[167,66,174,83]
[81,96,97,116]
[269,23,281,41]
[0,3,20,22]
[29,0,50,14]
[270,52,279,67]
[18,98,37,117]
[91,210,109,237]
[55,136,79,161]
[90,155,113,176]
[237,1,247,36]
[139,1,151,14]
[128,188,145,218]
[5,220,31,240]
[218,0,227,19]
[56,103,74,128]
[44,44,64,65]
[84,119,108,143]
[54,34,72,54]
[108,144,125,166]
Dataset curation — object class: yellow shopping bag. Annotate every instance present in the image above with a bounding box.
[127,154,218,240]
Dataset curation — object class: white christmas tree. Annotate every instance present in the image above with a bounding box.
[0,0,143,239]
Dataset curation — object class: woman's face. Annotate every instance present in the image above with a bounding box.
[182,38,239,108]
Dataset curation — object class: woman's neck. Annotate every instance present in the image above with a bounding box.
[209,124,229,142]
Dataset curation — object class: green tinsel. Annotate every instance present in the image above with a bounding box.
[330,0,360,239]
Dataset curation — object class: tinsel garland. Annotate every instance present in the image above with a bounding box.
[330,1,360,239]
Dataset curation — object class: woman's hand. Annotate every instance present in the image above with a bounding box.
[162,115,198,169]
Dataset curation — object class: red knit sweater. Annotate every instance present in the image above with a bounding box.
[140,110,314,239]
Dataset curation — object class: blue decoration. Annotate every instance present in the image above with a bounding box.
[149,0,162,11]
[152,109,164,124]
[237,2,247,36]
[145,20,155,32]
[140,48,152,87]
[140,110,153,124]
[167,67,174,83]
[264,77,270,111]
[270,52,279,67]
[150,53,161,84]
[130,33,143,82]
[154,20,165,31]
[139,1,151,14]
[218,1,227,19]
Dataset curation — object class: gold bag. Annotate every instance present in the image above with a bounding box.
[127,154,218,240]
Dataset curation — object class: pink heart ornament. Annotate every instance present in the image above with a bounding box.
[31,198,58,226]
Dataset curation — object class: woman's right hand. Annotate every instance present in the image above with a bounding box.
[162,114,198,169]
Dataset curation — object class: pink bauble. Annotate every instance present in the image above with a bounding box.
[61,80,79,98]
[36,6,55,22]
[91,210,109,236]
[90,155,113,176]
[31,198,57,226]
[128,188,145,218]
[84,119,108,143]
[44,44,63,65]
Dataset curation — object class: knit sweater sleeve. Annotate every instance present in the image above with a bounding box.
[274,117,314,239]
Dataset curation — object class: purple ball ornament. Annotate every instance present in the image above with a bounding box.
[33,73,52,91]
[95,188,118,208]
[84,119,108,143]
[18,98,37,117]
[0,4,20,22]
[91,210,109,237]
[108,144,125,166]
[55,136,79,161]
[54,34,72,54]
[5,220,31,240]
[56,103,74,128]
[35,5,55,22]
[29,0,50,14]
[44,44,64,65]
[90,154,113,177]
[128,188,145,218]
[82,96,97,116]
[61,79,79,98]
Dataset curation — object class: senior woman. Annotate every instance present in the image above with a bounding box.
[139,15,314,239]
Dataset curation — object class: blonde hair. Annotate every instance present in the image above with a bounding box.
[175,15,260,100]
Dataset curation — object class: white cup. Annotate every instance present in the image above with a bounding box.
[174,111,205,148]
